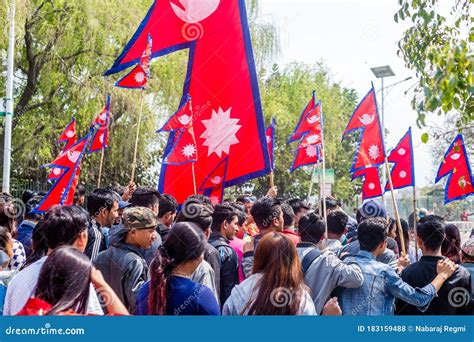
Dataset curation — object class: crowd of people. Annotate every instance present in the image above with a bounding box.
[0,184,472,316]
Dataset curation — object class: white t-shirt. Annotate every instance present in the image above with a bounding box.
[3,256,103,315]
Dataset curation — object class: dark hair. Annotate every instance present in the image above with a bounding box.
[236,195,255,204]
[86,188,120,217]
[0,202,16,237]
[42,206,89,250]
[73,184,86,206]
[358,217,389,252]
[417,219,445,251]
[250,197,282,230]
[287,198,310,215]
[281,202,295,228]
[35,246,92,315]
[327,210,349,235]
[22,219,49,269]
[322,197,341,211]
[441,224,461,262]
[211,204,237,232]
[131,187,161,209]
[148,222,206,315]
[0,226,11,253]
[298,213,325,244]
[229,202,247,226]
[21,190,37,206]
[394,218,410,255]
[25,195,44,221]
[185,194,212,207]
[175,201,213,232]
[158,194,178,218]
[419,215,445,224]
[244,233,304,315]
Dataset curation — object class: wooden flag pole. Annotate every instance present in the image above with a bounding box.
[318,163,322,217]
[269,172,275,188]
[307,164,316,202]
[384,157,406,255]
[321,148,328,239]
[97,149,105,188]
[412,185,418,261]
[130,92,145,184]
[191,162,197,195]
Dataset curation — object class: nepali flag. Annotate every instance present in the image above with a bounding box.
[297,102,323,149]
[33,131,92,213]
[385,128,415,191]
[435,134,474,204]
[158,96,193,132]
[89,96,111,153]
[290,143,321,172]
[115,34,152,89]
[288,91,317,143]
[342,85,385,172]
[105,0,271,203]
[199,158,229,205]
[266,117,275,170]
[163,128,198,165]
[352,167,383,200]
[48,118,77,181]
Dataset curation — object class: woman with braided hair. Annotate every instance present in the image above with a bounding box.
[136,222,220,315]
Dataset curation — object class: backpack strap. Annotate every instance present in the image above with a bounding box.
[301,248,322,274]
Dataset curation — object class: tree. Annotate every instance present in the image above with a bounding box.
[395,0,473,127]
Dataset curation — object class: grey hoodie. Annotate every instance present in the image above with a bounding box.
[222,273,317,315]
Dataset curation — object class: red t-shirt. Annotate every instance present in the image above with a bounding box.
[282,229,300,246]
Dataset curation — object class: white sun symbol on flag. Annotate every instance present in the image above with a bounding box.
[211,176,222,185]
[99,133,104,144]
[305,145,317,157]
[200,107,242,157]
[134,71,146,84]
[399,171,407,178]
[368,183,375,190]
[178,115,192,126]
[368,144,380,160]
[53,168,62,175]
[305,134,320,145]
[398,148,406,156]
[181,144,196,158]
[65,130,75,138]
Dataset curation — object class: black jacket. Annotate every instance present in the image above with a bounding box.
[396,255,473,315]
[204,242,221,296]
[85,220,107,261]
[208,232,239,305]
[94,242,148,314]
[157,222,171,241]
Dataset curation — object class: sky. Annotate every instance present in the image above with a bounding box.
[259,0,447,187]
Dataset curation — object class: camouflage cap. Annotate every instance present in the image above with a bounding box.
[123,206,157,230]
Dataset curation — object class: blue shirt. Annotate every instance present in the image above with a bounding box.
[16,220,36,258]
[136,276,220,315]
[338,250,436,316]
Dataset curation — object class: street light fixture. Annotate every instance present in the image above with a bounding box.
[371,65,395,203]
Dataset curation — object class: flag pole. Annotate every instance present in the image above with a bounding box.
[307,164,316,202]
[412,185,418,261]
[321,148,328,234]
[191,162,197,195]
[97,148,105,188]
[384,157,406,255]
[317,163,322,216]
[130,91,145,184]
[269,172,274,188]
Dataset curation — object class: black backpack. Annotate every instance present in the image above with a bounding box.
[301,248,322,274]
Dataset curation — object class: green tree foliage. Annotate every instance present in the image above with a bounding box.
[395,0,473,126]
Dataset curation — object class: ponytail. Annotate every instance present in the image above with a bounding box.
[148,245,175,315]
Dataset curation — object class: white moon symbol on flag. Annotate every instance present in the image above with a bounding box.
[170,0,220,24]
[450,153,461,161]
[67,151,80,163]
[211,176,222,185]
[65,130,75,138]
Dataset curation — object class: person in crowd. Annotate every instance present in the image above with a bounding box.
[85,188,120,261]
[21,190,36,207]
[94,207,158,314]
[461,238,474,279]
[21,217,49,269]
[287,198,310,228]
[441,223,462,264]
[236,195,259,237]
[73,183,86,207]
[338,217,457,315]
[0,226,16,315]
[223,232,320,315]
[3,206,103,315]
[326,210,349,253]
[396,218,472,315]
[157,194,178,241]
[281,202,300,246]
[17,246,128,316]
[228,203,247,283]
[460,209,473,222]
[241,197,284,278]
[340,200,397,267]
[175,199,220,300]
[0,200,26,271]
[208,204,240,305]
[297,212,363,314]
[16,195,43,258]
[136,222,220,315]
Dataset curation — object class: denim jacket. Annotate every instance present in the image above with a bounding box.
[338,250,436,315]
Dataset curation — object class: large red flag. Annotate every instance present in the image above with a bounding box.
[342,86,385,172]
[105,0,270,203]
[34,132,92,213]
[288,92,317,143]
[385,128,415,191]
[352,167,383,200]
[435,134,474,204]
[266,117,275,170]
[199,157,229,205]
[89,96,111,153]
[115,34,152,89]
[48,118,77,181]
